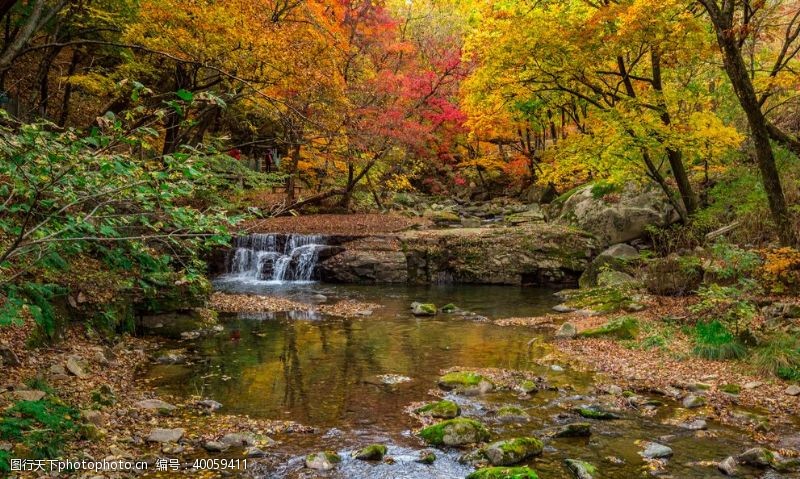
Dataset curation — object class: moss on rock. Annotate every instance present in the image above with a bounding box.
[576,405,619,420]
[415,400,461,419]
[482,437,543,466]
[354,444,387,461]
[418,418,490,446]
[466,466,540,479]
[438,371,494,393]
[578,316,639,340]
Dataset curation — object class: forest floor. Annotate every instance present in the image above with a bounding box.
[239,213,429,235]
[498,296,800,448]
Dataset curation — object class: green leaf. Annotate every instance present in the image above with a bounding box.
[175,89,194,102]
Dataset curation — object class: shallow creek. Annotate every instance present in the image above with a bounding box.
[145,283,775,478]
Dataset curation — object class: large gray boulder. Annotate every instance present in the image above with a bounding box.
[558,183,678,247]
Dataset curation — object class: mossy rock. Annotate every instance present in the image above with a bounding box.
[415,400,461,419]
[496,406,529,422]
[419,418,491,446]
[411,302,437,316]
[482,437,543,466]
[441,303,458,313]
[578,316,639,340]
[305,451,341,470]
[564,459,597,479]
[553,422,592,438]
[518,380,539,394]
[576,405,619,420]
[418,450,437,464]
[438,371,494,394]
[466,466,540,479]
[561,287,638,315]
[354,444,387,461]
[721,384,741,395]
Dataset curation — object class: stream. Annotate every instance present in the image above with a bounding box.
[144,281,775,478]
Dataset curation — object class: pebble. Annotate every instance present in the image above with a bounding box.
[146,428,184,443]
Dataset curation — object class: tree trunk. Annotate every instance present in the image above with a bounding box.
[702,1,797,246]
[286,142,301,204]
[58,49,80,126]
[651,51,698,216]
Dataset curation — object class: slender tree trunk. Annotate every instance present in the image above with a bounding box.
[700,1,797,246]
[58,49,80,126]
[651,51,698,216]
[286,142,301,204]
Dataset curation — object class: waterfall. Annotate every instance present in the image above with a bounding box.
[225,234,326,283]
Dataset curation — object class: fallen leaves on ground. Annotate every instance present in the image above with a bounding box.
[239,213,429,235]
[211,292,381,318]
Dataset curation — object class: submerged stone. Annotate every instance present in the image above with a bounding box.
[682,394,706,409]
[736,447,774,467]
[305,451,341,470]
[415,400,461,419]
[419,418,491,446]
[482,437,543,466]
[640,442,673,459]
[466,466,539,479]
[441,303,458,313]
[411,302,437,316]
[438,371,494,394]
[564,459,597,479]
[554,422,592,438]
[576,405,619,420]
[417,450,436,464]
[354,444,387,461]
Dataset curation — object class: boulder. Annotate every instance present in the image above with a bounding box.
[564,459,597,479]
[319,237,408,283]
[682,395,706,409]
[580,243,639,288]
[496,406,529,423]
[736,447,774,467]
[305,451,341,470]
[576,405,619,420]
[197,399,223,412]
[203,441,228,452]
[718,456,738,476]
[418,418,491,446]
[596,270,637,288]
[415,400,461,419]
[482,437,543,466]
[353,444,387,461]
[12,390,46,401]
[555,323,577,339]
[557,183,678,247]
[640,442,673,459]
[146,428,184,443]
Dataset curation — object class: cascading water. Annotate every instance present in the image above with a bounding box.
[225,233,326,283]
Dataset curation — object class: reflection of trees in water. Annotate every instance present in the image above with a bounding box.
[281,320,310,420]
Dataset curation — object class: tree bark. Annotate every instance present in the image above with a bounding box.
[0,0,66,73]
[285,142,301,204]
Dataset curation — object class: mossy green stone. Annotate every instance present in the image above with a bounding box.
[415,400,461,419]
[441,303,457,313]
[466,466,540,479]
[418,418,490,446]
[438,371,493,392]
[579,316,639,340]
[482,437,543,466]
[564,459,597,479]
[721,383,741,394]
[576,406,619,420]
[554,422,592,438]
[354,444,387,460]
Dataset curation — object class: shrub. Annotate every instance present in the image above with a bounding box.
[750,333,800,379]
[0,398,81,463]
[692,320,747,360]
[759,247,800,294]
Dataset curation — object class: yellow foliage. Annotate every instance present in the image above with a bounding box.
[759,247,800,294]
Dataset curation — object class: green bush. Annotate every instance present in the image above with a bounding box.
[0,398,81,462]
[692,320,747,360]
[751,333,800,379]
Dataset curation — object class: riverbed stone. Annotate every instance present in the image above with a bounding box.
[197,399,223,412]
[482,437,543,466]
[66,356,90,378]
[12,390,46,401]
[305,451,341,470]
[220,432,256,447]
[564,459,597,479]
[737,447,774,467]
[682,394,706,409]
[785,385,800,396]
[135,399,177,411]
[417,450,436,464]
[578,316,639,340]
[245,446,267,457]
[576,405,619,420]
[640,442,673,459]
[718,456,738,476]
[496,406,529,423]
[678,419,707,431]
[554,423,592,438]
[146,428,184,443]
[411,302,437,316]
[438,371,494,394]
[203,441,228,452]
[419,418,491,446]
[555,322,577,339]
[354,444,387,461]
[415,400,461,419]
[466,466,539,479]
